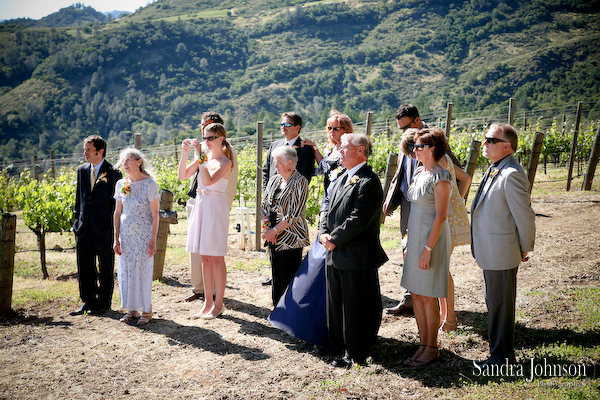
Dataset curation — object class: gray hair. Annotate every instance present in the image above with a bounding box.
[117,148,154,178]
[272,145,298,168]
[343,133,372,159]
[400,128,419,156]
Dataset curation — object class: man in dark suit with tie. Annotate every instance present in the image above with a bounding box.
[471,123,536,369]
[261,111,316,286]
[319,133,388,367]
[71,135,121,316]
[262,112,316,189]
[382,104,428,315]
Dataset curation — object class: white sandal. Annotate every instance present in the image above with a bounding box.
[137,311,152,325]
[119,311,139,322]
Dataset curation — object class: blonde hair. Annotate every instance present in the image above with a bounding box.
[205,123,235,167]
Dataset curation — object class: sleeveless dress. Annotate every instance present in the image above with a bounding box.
[114,178,159,313]
[268,162,345,347]
[401,166,452,298]
[444,154,471,247]
[186,177,229,256]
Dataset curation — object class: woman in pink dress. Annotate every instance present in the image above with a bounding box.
[179,123,234,319]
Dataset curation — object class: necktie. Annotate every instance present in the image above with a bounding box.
[90,166,96,190]
[473,167,492,208]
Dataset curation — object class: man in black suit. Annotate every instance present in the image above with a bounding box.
[71,135,121,316]
[382,104,428,315]
[261,111,316,285]
[262,112,316,189]
[319,133,388,367]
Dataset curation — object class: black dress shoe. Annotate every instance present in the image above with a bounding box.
[91,308,108,315]
[70,304,91,316]
[184,292,204,302]
[261,277,272,286]
[316,346,343,357]
[332,356,353,368]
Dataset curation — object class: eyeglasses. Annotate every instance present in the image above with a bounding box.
[203,136,218,141]
[280,122,296,128]
[399,117,416,131]
[484,137,508,145]
[414,144,431,151]
[339,145,359,151]
[327,126,344,131]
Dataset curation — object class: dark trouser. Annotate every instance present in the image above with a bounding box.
[399,194,411,237]
[483,267,519,364]
[76,232,115,311]
[326,264,382,362]
[269,246,302,306]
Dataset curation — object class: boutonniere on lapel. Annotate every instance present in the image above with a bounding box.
[121,179,131,196]
[489,167,500,179]
[329,167,344,181]
[349,175,360,185]
[97,172,107,184]
[292,145,300,149]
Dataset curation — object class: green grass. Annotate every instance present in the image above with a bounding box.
[11,277,79,307]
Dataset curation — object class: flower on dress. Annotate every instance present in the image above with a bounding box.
[329,167,344,181]
[121,179,131,196]
[97,172,108,184]
[261,220,272,231]
[198,188,210,196]
[349,175,360,185]
[198,152,208,165]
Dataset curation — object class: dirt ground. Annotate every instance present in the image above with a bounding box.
[1,192,599,399]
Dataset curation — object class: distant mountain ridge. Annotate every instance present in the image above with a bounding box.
[1,3,107,28]
[0,0,599,161]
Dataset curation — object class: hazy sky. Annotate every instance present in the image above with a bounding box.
[0,0,153,20]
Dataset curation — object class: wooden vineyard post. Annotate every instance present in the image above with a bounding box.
[508,98,515,126]
[255,122,264,252]
[582,126,600,190]
[365,111,373,136]
[153,189,177,281]
[381,152,398,224]
[527,132,545,190]
[0,213,17,314]
[567,101,583,191]
[134,133,142,150]
[464,140,481,201]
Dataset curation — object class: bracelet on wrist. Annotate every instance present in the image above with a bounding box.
[424,244,432,252]
[273,226,278,234]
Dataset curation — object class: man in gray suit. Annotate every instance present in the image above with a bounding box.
[382,104,427,315]
[471,123,536,368]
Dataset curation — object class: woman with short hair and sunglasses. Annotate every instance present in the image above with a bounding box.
[179,123,234,319]
[401,127,452,368]
[269,110,354,351]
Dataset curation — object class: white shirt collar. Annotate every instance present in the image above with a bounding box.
[286,136,299,147]
[345,161,366,184]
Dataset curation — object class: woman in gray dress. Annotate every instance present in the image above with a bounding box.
[401,128,452,367]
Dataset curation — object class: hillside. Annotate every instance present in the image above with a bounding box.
[0,0,599,161]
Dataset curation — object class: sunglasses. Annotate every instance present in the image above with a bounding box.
[327,126,344,131]
[280,122,296,127]
[399,116,417,131]
[203,136,219,141]
[414,144,431,151]
[484,137,508,145]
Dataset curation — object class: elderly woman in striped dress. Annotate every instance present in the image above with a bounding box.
[261,145,310,306]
